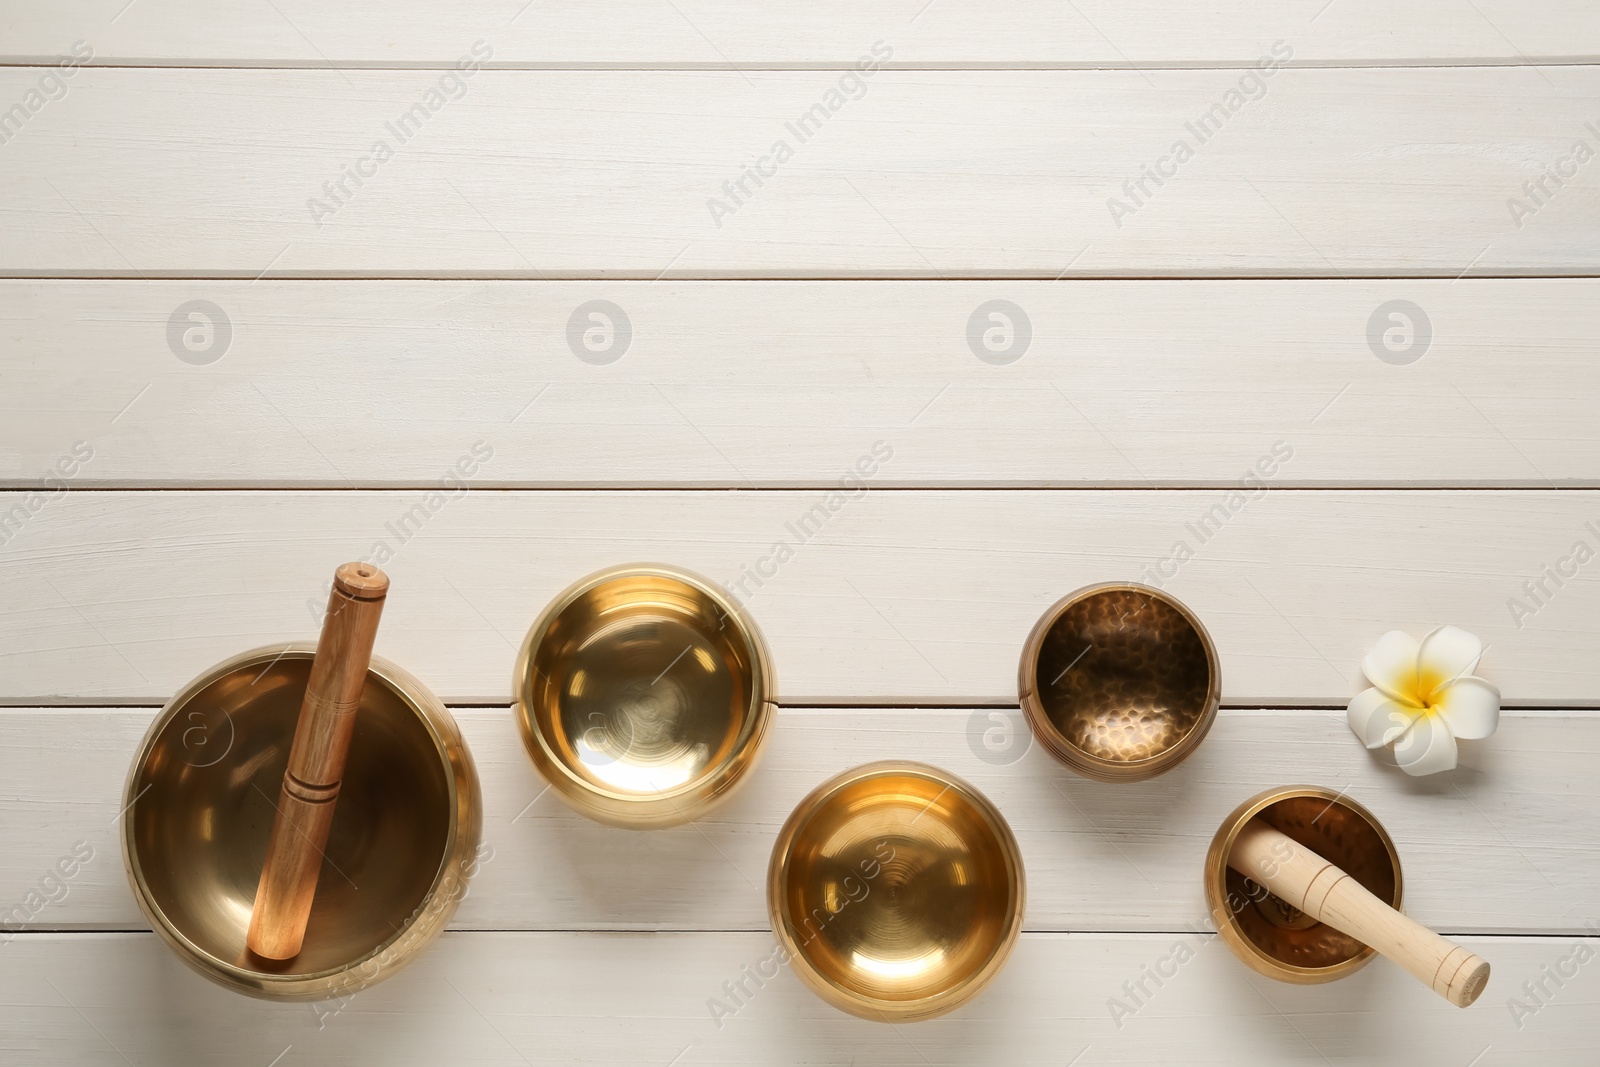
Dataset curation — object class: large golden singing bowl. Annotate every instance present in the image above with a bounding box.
[122,645,482,1001]
[514,564,775,828]
[767,762,1025,1022]
[1019,582,1219,782]
[1205,786,1402,984]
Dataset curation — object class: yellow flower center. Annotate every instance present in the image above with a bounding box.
[1407,667,1450,717]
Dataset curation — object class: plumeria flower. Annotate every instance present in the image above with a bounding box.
[1347,626,1500,776]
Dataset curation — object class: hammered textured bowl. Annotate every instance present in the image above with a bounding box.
[1205,786,1403,984]
[1019,582,1220,782]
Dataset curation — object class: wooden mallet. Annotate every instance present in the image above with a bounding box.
[1229,820,1490,1007]
[247,562,389,960]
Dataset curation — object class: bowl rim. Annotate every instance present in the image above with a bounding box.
[1203,785,1404,985]
[121,643,481,1001]
[512,563,776,828]
[1017,580,1221,782]
[766,760,1027,1023]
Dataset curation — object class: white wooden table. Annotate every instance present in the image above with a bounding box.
[3,3,1598,1064]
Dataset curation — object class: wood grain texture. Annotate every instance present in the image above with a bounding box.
[3,68,1598,277]
[2,932,1594,1065]
[1,708,1593,934]
[1,490,1597,705]
[4,279,1598,488]
[7,1,1600,67]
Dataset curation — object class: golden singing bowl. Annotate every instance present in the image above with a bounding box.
[1019,582,1219,782]
[1205,786,1403,984]
[122,645,482,1001]
[514,564,775,828]
[767,762,1025,1022]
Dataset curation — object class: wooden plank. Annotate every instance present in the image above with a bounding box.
[2,490,1598,706]
[1,708,1593,935]
[3,68,1598,277]
[4,279,1598,489]
[2,932,1594,1064]
[6,2,1600,67]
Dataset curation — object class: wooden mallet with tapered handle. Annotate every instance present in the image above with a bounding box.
[246,562,389,960]
[1229,820,1489,1007]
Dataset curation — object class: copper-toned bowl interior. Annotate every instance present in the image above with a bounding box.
[1023,584,1219,781]
[1209,790,1402,980]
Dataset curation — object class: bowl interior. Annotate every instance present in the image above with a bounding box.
[775,768,1021,1007]
[523,572,759,799]
[128,653,453,979]
[1033,586,1213,766]
[1225,795,1400,971]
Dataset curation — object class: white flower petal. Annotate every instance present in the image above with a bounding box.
[1417,626,1485,699]
[1362,630,1421,703]
[1434,676,1501,740]
[1348,687,1423,749]
[1392,713,1459,776]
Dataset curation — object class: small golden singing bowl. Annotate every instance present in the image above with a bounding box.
[767,762,1025,1022]
[122,645,482,1001]
[1205,786,1402,984]
[1019,582,1220,782]
[514,564,775,828]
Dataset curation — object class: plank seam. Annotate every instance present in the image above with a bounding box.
[7,487,1600,495]
[4,60,1600,72]
[7,273,1600,282]
[4,928,1593,938]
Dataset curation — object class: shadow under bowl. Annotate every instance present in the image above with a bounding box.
[767,762,1025,1022]
[122,645,481,1001]
[514,564,775,828]
[1205,786,1403,983]
[1019,582,1220,782]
